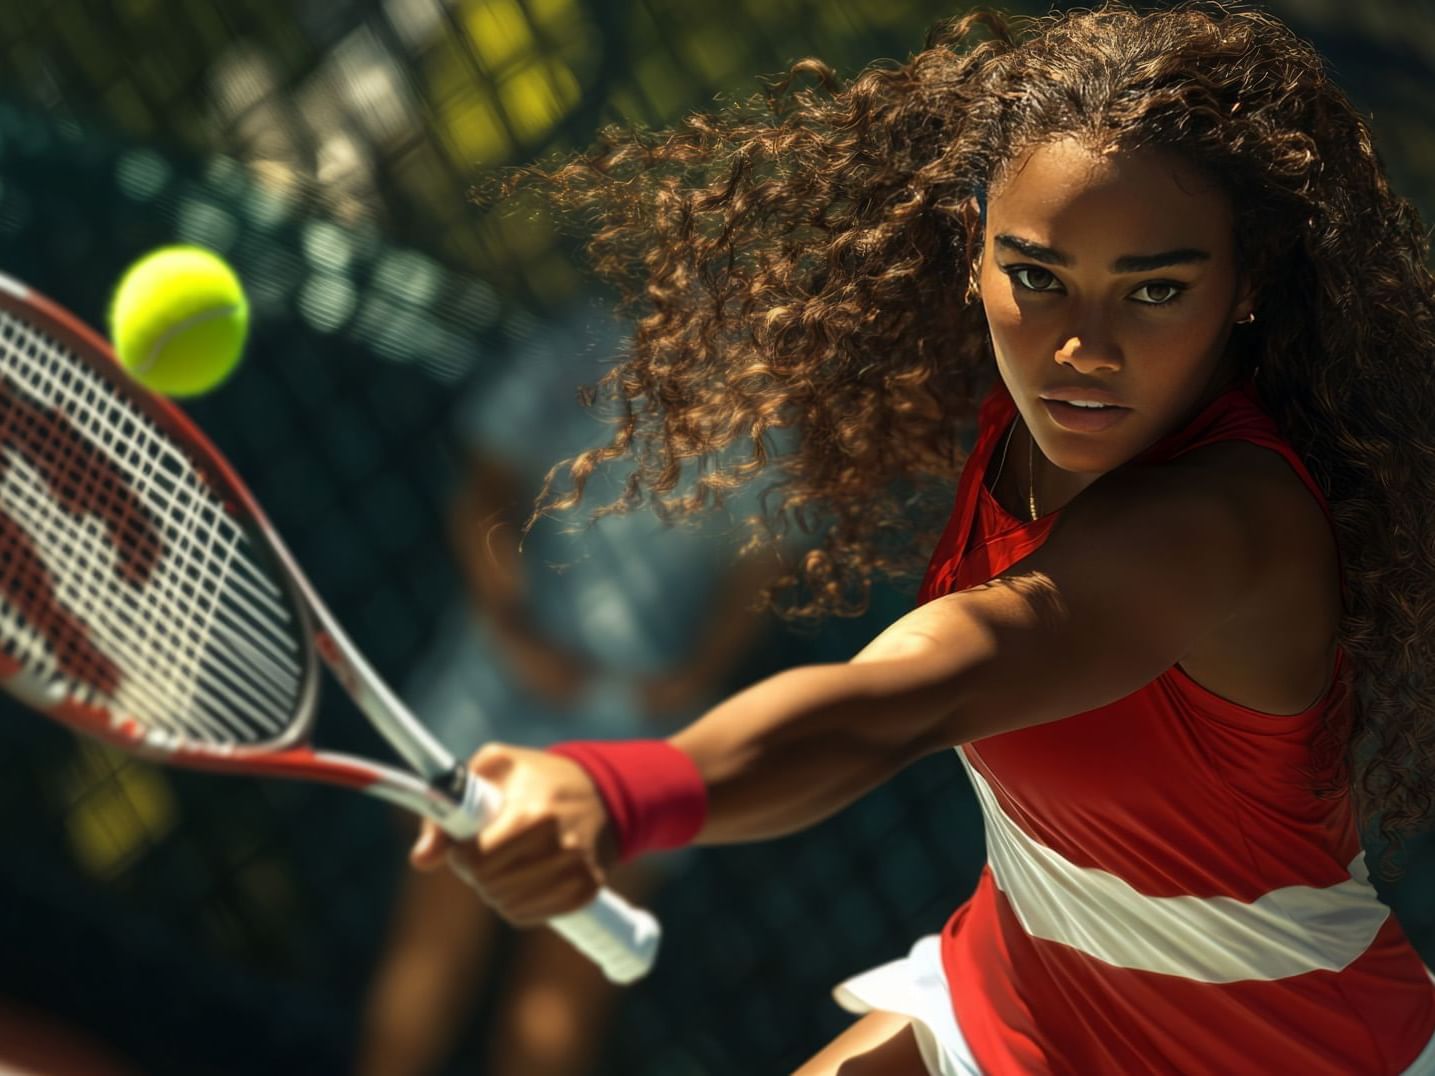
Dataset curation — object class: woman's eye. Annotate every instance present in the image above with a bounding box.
[1131,281,1186,305]
[1000,267,1186,305]
[1008,266,1061,292]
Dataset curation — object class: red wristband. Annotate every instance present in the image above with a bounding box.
[546,739,708,862]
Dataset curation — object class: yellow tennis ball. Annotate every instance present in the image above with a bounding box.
[108,245,249,398]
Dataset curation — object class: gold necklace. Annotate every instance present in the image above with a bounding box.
[1026,430,1038,521]
[991,419,1017,497]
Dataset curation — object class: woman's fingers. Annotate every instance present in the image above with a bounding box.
[432,742,612,925]
[409,818,455,870]
[455,813,601,906]
[446,845,601,926]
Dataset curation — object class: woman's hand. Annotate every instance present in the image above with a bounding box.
[410,744,618,927]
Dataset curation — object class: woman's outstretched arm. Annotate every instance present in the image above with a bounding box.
[417,453,1283,921]
[672,452,1288,843]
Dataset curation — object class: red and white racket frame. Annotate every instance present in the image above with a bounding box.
[0,272,660,983]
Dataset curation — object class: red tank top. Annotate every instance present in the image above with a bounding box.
[920,375,1435,1074]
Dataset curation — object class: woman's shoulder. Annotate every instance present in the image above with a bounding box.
[1168,439,1326,536]
[1165,439,1342,715]
[1159,437,1335,590]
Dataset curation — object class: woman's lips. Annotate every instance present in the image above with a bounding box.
[1040,398,1132,432]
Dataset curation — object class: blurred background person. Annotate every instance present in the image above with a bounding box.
[355,304,786,1076]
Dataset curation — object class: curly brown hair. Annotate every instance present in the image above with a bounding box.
[482,2,1435,881]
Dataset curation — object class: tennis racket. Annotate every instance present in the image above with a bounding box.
[0,271,660,984]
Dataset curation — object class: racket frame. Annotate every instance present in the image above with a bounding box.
[0,271,494,833]
[0,271,661,982]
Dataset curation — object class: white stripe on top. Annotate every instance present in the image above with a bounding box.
[956,747,1389,983]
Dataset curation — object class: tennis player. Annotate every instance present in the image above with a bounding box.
[415,5,1435,1072]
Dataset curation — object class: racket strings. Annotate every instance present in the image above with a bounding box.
[0,310,305,747]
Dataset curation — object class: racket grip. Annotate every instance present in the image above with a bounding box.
[451,769,662,982]
[551,889,662,984]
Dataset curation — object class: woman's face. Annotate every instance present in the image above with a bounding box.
[979,137,1254,486]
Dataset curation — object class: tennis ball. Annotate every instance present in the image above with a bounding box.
[108,245,249,398]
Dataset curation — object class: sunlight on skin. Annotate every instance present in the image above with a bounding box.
[978,136,1256,514]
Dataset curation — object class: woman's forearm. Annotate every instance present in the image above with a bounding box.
[668,652,966,844]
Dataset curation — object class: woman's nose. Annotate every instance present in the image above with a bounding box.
[1056,338,1119,375]
[1054,310,1122,372]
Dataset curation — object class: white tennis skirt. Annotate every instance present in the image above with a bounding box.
[834,936,1435,1076]
[833,934,981,1076]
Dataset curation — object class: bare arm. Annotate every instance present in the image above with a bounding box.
[672,454,1277,844]
[424,453,1282,922]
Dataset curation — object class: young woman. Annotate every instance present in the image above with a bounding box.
[412,5,1435,1072]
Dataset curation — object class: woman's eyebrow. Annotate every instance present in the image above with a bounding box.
[994,233,1211,272]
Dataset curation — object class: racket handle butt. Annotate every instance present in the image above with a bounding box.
[551,888,662,984]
